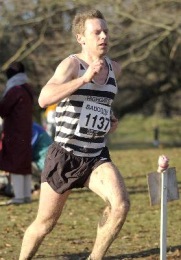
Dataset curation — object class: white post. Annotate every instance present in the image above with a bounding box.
[160,170,167,260]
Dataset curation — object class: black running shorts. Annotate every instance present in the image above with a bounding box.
[41,142,111,194]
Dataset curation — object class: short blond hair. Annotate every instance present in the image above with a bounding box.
[72,9,105,36]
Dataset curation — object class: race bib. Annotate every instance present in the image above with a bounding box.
[75,101,111,137]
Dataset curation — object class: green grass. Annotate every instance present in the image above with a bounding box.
[0,115,181,260]
[109,114,181,149]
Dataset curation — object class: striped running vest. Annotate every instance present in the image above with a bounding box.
[54,55,118,157]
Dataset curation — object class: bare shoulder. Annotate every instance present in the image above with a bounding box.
[110,60,122,79]
[54,56,79,79]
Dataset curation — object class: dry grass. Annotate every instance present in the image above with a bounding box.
[0,115,181,259]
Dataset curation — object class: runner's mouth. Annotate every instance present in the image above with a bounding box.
[99,43,108,48]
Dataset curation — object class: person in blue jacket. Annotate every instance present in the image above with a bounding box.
[32,122,53,173]
[0,123,53,198]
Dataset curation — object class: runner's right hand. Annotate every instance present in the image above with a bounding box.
[82,59,104,83]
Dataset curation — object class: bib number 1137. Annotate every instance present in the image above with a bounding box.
[75,101,111,135]
[85,113,110,131]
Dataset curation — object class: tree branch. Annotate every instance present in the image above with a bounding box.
[121,30,170,68]
[1,38,33,71]
[117,10,176,31]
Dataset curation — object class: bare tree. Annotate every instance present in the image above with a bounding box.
[0,0,180,117]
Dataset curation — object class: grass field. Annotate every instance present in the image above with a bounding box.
[0,115,180,260]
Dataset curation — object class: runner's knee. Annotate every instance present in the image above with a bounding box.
[33,217,57,237]
[99,198,130,228]
[113,198,130,222]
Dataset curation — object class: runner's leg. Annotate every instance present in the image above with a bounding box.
[19,182,71,260]
[84,162,130,260]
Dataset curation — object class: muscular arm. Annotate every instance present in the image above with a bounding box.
[38,56,104,108]
[39,57,83,108]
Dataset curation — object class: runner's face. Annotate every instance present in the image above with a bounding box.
[82,18,109,57]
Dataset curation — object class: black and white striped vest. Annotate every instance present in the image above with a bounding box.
[54,55,117,157]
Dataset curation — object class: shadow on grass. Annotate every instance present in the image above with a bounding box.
[106,245,181,259]
[34,245,181,259]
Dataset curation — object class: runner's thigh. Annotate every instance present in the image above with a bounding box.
[85,162,129,206]
[36,182,71,222]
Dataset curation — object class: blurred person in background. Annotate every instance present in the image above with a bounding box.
[31,122,53,185]
[0,121,53,197]
[0,61,34,205]
[44,103,56,138]
[0,117,3,150]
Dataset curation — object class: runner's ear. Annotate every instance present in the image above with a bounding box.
[76,34,85,45]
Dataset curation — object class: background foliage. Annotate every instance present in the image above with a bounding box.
[0,0,181,120]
